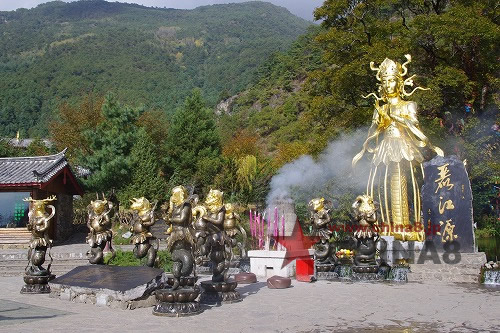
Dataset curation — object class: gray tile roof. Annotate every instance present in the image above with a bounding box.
[0,149,69,184]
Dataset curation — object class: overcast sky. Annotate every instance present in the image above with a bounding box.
[0,0,324,21]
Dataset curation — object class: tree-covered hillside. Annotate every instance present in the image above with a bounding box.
[220,0,499,233]
[0,0,310,136]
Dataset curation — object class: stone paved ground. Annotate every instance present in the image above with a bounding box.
[0,276,498,333]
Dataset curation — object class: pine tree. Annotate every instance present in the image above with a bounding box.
[118,128,167,203]
[81,94,140,192]
[164,89,222,190]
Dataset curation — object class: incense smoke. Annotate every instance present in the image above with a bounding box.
[266,128,372,208]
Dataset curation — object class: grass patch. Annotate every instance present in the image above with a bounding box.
[104,249,172,272]
[112,224,132,245]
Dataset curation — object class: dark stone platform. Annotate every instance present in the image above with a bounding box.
[49,265,166,309]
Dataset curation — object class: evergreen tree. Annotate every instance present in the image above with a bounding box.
[164,89,222,190]
[118,128,167,203]
[81,94,140,192]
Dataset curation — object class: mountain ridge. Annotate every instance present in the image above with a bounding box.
[0,0,311,136]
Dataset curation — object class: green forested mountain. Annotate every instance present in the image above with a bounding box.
[0,0,310,136]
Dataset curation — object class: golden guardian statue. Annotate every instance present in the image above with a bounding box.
[130,197,158,267]
[353,55,444,241]
[21,195,56,293]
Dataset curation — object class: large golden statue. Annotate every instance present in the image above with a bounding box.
[353,55,443,241]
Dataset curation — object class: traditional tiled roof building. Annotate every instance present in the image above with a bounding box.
[0,149,83,246]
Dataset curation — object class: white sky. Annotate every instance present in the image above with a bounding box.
[0,0,324,21]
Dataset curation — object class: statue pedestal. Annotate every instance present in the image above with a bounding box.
[199,280,241,305]
[152,287,201,317]
[315,263,338,280]
[351,265,384,281]
[388,265,410,282]
[21,274,55,294]
[351,272,384,281]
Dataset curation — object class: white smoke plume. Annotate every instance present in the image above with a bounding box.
[266,128,372,208]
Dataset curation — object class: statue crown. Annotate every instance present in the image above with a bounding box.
[379,58,401,78]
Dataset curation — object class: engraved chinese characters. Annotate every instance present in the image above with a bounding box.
[422,155,475,252]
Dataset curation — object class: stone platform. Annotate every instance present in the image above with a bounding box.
[49,265,167,309]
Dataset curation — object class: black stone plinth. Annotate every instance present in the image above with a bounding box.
[50,265,164,292]
[199,281,241,304]
[352,265,379,273]
[316,271,339,280]
[351,272,384,281]
[153,287,202,317]
[21,274,55,294]
[316,263,335,272]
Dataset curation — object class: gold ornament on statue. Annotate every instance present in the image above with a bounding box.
[353,54,444,242]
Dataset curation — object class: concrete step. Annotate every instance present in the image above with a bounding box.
[408,271,480,283]
[1,252,88,260]
[0,260,90,276]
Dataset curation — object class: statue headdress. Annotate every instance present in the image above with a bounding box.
[364,54,429,100]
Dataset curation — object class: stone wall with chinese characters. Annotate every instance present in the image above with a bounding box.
[422,155,475,252]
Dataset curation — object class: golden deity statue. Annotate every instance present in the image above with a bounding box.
[353,55,444,241]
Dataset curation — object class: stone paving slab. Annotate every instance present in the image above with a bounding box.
[0,299,72,327]
[0,276,499,332]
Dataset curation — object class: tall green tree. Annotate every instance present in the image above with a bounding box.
[312,0,498,123]
[164,89,222,191]
[80,94,140,192]
[118,128,167,204]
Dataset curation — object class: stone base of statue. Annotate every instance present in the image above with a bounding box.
[334,264,353,279]
[152,287,202,317]
[199,280,241,305]
[351,265,384,281]
[21,274,55,294]
[316,271,339,280]
[351,271,384,281]
[352,265,379,273]
[388,262,410,282]
[315,263,338,280]
[315,263,335,272]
